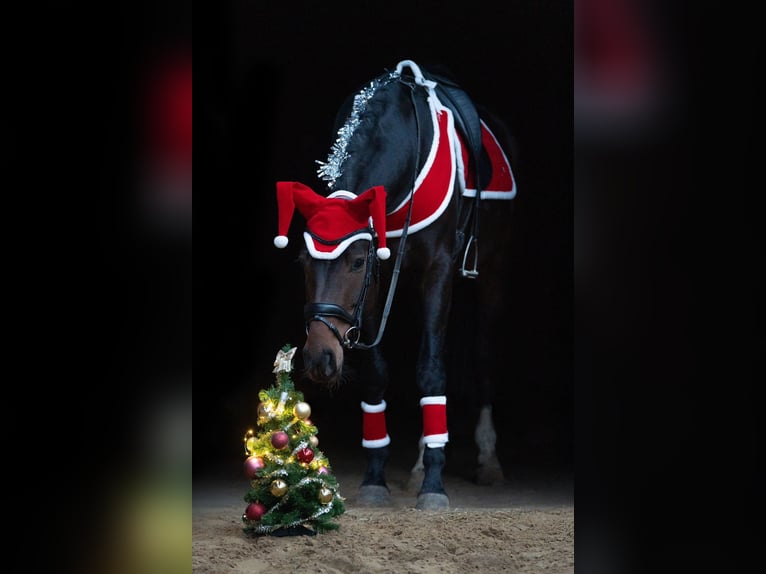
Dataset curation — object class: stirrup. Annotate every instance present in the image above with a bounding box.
[460,236,479,278]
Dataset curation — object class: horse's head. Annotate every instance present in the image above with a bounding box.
[273,182,391,387]
[300,239,377,386]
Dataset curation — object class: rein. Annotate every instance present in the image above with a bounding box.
[304,77,421,350]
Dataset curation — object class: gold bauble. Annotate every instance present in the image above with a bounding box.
[245,436,257,454]
[293,402,312,420]
[318,487,333,504]
[308,435,319,448]
[257,402,271,419]
[270,479,288,497]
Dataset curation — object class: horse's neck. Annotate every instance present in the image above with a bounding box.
[334,88,433,211]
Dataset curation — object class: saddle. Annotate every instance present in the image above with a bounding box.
[423,70,487,193]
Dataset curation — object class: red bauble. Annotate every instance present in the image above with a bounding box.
[244,456,265,479]
[245,502,266,521]
[296,447,315,463]
[271,431,290,450]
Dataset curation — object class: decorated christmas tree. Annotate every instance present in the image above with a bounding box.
[241,344,345,536]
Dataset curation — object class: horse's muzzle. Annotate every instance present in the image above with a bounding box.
[302,344,341,384]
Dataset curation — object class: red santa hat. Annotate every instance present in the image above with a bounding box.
[274,181,390,260]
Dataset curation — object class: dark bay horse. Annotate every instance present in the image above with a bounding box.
[273,60,517,509]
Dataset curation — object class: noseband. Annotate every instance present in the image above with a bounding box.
[304,238,377,349]
[304,77,422,351]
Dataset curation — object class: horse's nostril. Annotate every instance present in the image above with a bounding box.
[321,350,336,378]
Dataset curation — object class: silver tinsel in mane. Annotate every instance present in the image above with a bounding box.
[316,71,399,189]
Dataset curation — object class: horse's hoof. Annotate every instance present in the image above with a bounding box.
[415,492,450,510]
[475,463,506,486]
[356,485,393,507]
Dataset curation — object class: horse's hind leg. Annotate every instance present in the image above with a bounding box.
[356,346,394,507]
[474,400,504,485]
[406,436,425,493]
[473,269,507,485]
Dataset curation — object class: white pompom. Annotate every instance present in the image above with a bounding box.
[274,235,289,248]
[377,247,391,260]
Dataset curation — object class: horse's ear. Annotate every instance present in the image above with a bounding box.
[274,181,324,248]
[354,186,390,260]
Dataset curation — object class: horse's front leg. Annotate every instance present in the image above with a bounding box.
[356,345,393,507]
[414,251,454,510]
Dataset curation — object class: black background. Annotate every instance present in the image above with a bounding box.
[195,0,574,479]
[3,1,761,572]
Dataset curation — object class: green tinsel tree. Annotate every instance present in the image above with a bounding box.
[241,344,345,536]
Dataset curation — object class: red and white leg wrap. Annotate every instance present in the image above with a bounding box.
[361,400,391,448]
[420,395,449,448]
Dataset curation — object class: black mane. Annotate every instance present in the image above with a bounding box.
[318,73,434,210]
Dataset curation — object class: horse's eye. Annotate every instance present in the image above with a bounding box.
[351,257,365,271]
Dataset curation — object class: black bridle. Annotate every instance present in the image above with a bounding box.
[304,77,422,350]
[303,237,376,349]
